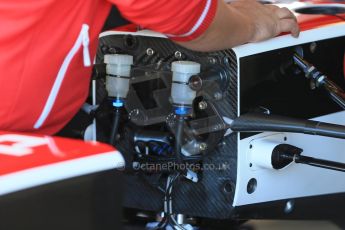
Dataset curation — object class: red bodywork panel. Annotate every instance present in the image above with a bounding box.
[0,132,118,176]
[298,14,345,31]
[0,131,123,196]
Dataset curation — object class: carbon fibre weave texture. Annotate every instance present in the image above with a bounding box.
[97,35,239,219]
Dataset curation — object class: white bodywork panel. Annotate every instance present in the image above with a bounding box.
[232,21,345,206]
[234,111,345,206]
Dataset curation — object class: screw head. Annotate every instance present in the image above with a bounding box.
[208,57,216,64]
[214,92,223,100]
[199,143,208,151]
[223,57,231,65]
[188,75,203,91]
[146,48,154,56]
[198,101,208,110]
[175,51,182,59]
[129,109,145,121]
[284,200,295,214]
[108,47,117,54]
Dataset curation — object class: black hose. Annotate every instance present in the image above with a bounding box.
[109,108,121,145]
[231,113,345,139]
[175,116,185,164]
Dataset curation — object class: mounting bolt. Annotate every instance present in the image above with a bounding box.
[175,51,182,59]
[199,143,208,151]
[208,57,216,64]
[214,92,223,100]
[188,75,203,91]
[198,101,208,110]
[284,200,295,214]
[223,57,231,65]
[108,47,117,54]
[146,48,154,56]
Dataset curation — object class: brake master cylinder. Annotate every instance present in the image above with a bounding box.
[104,54,133,106]
[104,54,133,145]
[171,61,201,116]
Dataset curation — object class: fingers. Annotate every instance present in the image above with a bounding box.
[279,18,300,38]
[276,7,297,21]
[266,5,296,19]
[267,5,300,37]
[277,7,300,37]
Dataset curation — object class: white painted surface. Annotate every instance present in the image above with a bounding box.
[0,151,124,196]
[234,111,345,206]
[249,135,288,170]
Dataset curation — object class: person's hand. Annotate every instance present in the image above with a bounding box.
[175,0,300,51]
[228,0,300,42]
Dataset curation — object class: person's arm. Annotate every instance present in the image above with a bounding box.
[177,0,300,51]
[110,0,299,52]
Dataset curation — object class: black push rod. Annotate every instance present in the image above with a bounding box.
[295,155,345,173]
[279,152,345,173]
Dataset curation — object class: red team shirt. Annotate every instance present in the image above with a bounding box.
[0,0,217,134]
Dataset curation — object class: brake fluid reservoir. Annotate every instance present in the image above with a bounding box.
[171,61,201,115]
[104,54,133,100]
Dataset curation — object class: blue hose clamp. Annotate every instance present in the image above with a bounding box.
[174,106,191,116]
[112,98,124,108]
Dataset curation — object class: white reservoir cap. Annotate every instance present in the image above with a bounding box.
[105,54,133,77]
[104,54,133,98]
[172,61,201,75]
[171,61,201,108]
[104,54,133,65]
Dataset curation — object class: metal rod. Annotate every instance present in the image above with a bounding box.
[293,53,345,110]
[323,80,345,110]
[293,53,309,71]
[295,155,345,173]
